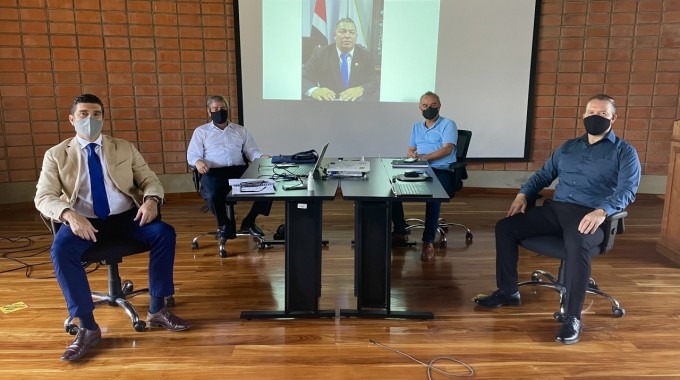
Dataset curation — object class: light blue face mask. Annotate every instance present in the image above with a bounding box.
[74,117,103,139]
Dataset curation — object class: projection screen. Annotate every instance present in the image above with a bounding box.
[235,0,539,159]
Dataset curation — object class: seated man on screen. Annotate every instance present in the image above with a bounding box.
[35,94,190,362]
[187,95,273,239]
[392,91,458,262]
[474,94,641,345]
[302,17,379,101]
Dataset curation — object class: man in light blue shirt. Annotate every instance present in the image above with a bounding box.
[187,95,272,239]
[392,91,458,261]
[475,94,641,345]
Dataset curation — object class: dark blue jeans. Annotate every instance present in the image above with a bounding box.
[51,208,176,318]
[392,168,456,243]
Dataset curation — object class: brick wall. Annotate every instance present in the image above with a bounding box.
[0,0,678,185]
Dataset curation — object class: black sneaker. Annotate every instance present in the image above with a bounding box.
[555,314,582,344]
[474,289,521,308]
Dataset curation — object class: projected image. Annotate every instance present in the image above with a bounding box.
[301,0,383,101]
[247,0,538,158]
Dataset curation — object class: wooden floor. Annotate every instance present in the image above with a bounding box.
[0,192,678,379]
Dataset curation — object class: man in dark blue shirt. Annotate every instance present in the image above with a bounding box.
[474,94,641,345]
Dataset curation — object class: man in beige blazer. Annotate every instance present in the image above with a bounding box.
[35,94,190,362]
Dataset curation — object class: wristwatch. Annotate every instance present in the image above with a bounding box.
[144,195,162,205]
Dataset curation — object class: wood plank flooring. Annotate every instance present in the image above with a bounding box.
[0,193,678,379]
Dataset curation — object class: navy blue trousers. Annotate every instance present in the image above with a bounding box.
[392,168,457,243]
[200,166,272,227]
[51,208,176,318]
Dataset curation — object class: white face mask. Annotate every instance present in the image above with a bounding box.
[74,117,103,139]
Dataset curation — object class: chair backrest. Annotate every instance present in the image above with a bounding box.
[450,129,472,193]
[456,129,472,164]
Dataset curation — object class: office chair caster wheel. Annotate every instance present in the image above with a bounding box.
[465,232,473,242]
[66,324,79,335]
[191,241,199,250]
[218,248,228,258]
[165,295,175,307]
[122,280,133,294]
[612,307,625,318]
[439,240,447,248]
[553,312,564,322]
[134,321,146,332]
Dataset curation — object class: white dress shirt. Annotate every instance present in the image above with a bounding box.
[186,121,263,168]
[74,135,134,218]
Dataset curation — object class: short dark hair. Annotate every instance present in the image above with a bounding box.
[335,17,356,30]
[71,94,105,115]
[587,94,616,114]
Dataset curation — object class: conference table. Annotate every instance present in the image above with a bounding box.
[338,158,450,319]
[226,159,339,319]
[227,157,449,320]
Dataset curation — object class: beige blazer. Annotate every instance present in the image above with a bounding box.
[35,135,164,221]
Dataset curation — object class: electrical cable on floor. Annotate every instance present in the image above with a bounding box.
[370,339,474,378]
[0,234,101,279]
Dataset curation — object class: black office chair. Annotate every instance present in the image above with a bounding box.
[41,215,172,334]
[518,198,627,320]
[189,166,279,257]
[405,129,474,247]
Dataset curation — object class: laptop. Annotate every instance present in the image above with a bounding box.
[283,143,329,178]
[379,158,432,197]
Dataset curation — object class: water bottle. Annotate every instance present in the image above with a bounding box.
[307,171,314,194]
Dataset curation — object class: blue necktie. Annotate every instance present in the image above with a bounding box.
[340,53,349,88]
[86,143,110,220]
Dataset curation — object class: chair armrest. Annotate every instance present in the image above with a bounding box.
[39,213,60,235]
[448,161,468,194]
[601,210,627,252]
[189,165,201,193]
[608,211,627,234]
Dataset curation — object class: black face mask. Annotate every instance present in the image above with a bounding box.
[583,115,611,135]
[422,106,439,120]
[211,109,228,125]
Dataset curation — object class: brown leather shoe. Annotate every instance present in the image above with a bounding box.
[421,242,435,262]
[60,327,102,361]
[147,308,191,331]
[392,232,409,247]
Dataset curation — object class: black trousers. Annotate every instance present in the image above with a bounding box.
[494,201,605,316]
[200,166,272,228]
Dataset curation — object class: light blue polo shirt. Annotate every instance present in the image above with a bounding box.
[408,116,458,169]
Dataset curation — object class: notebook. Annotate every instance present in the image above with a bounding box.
[391,159,429,168]
[228,179,276,195]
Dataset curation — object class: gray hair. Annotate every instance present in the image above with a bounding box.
[206,95,229,109]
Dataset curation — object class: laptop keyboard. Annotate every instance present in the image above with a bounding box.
[277,165,311,176]
[394,182,432,196]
